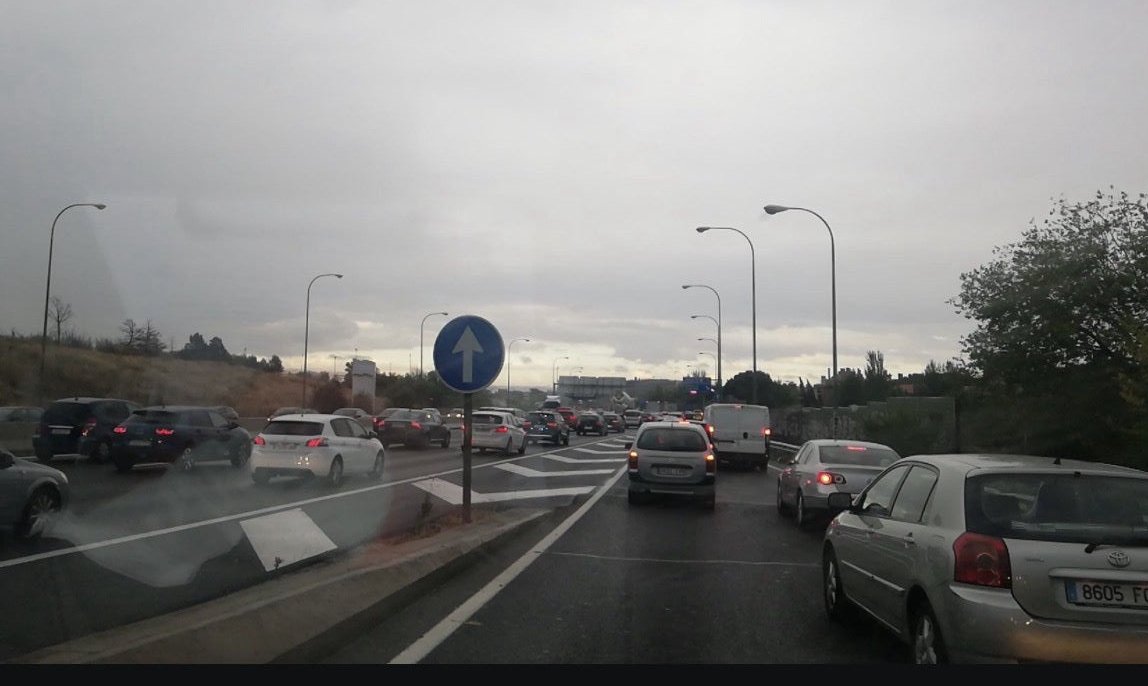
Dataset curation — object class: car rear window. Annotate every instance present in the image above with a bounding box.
[126,410,180,424]
[528,412,555,423]
[965,473,1148,545]
[472,413,504,426]
[820,445,900,467]
[637,428,708,452]
[43,401,90,424]
[263,421,325,436]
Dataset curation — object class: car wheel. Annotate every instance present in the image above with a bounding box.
[441,433,451,449]
[326,457,344,488]
[178,444,196,473]
[503,438,513,456]
[562,432,570,446]
[911,600,949,664]
[795,491,810,528]
[776,480,791,517]
[823,547,856,622]
[16,487,61,540]
[230,441,252,468]
[368,451,384,480]
[518,437,526,455]
[91,440,111,465]
[252,468,271,486]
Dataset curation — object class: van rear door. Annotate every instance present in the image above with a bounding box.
[706,404,770,465]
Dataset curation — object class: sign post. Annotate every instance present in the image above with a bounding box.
[433,315,505,523]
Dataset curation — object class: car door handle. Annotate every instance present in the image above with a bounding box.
[903,533,917,547]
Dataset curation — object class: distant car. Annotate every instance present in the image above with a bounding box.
[777,439,901,528]
[525,410,570,446]
[0,406,43,423]
[268,407,316,422]
[822,453,1148,664]
[640,412,658,424]
[377,408,451,449]
[576,412,608,436]
[625,420,715,509]
[371,407,404,432]
[603,412,625,433]
[250,414,384,488]
[622,410,643,429]
[333,407,374,429]
[109,406,253,473]
[445,408,465,427]
[213,406,240,422]
[468,411,527,455]
[0,447,69,540]
[33,397,140,464]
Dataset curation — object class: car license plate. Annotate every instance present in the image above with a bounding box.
[52,428,71,435]
[128,440,150,447]
[1065,580,1148,609]
[655,467,690,477]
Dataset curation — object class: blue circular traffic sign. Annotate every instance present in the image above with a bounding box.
[432,315,505,393]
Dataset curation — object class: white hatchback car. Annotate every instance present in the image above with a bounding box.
[250,414,385,488]
[467,411,527,455]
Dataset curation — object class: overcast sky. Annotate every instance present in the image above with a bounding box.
[4,0,1147,390]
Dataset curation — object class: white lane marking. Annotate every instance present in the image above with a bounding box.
[573,447,627,455]
[545,551,820,567]
[544,454,626,464]
[0,438,610,571]
[391,464,628,664]
[411,479,595,505]
[495,463,616,478]
[240,509,337,573]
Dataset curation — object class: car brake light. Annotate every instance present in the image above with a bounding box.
[495,426,509,433]
[762,427,772,437]
[155,428,176,437]
[817,471,845,485]
[547,422,557,428]
[706,424,714,434]
[410,421,422,430]
[82,418,97,436]
[705,453,716,474]
[846,445,866,451]
[953,532,1012,588]
[306,437,328,448]
[113,426,127,434]
[628,450,639,470]
[253,435,266,445]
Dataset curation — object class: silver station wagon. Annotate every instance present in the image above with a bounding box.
[822,453,1148,664]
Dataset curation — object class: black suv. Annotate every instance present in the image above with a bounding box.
[525,410,570,446]
[109,405,253,473]
[576,412,608,436]
[34,397,140,463]
[378,408,451,449]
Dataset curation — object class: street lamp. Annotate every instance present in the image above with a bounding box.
[303,273,343,407]
[552,355,569,394]
[330,354,340,379]
[696,227,757,404]
[419,311,449,377]
[763,204,837,435]
[40,203,106,389]
[507,338,531,399]
[683,283,722,401]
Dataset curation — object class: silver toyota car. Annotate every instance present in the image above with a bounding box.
[822,453,1148,664]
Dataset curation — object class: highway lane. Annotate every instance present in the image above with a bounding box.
[323,443,909,664]
[0,429,631,660]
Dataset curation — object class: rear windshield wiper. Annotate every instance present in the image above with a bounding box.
[1084,539,1148,553]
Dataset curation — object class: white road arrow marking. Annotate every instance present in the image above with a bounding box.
[413,479,594,505]
[240,508,337,573]
[452,326,484,384]
[544,454,626,464]
[496,463,616,477]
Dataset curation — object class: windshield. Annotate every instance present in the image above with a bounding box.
[5,1,1148,667]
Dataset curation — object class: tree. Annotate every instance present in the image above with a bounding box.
[267,355,284,373]
[48,297,73,344]
[863,350,892,401]
[120,319,139,350]
[721,370,800,408]
[140,320,165,356]
[207,336,229,361]
[180,333,209,359]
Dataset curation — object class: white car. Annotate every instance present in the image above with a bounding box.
[467,410,527,455]
[250,414,385,488]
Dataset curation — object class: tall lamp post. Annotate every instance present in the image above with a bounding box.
[507,338,530,400]
[696,227,757,404]
[684,283,722,401]
[303,273,343,408]
[552,356,569,394]
[419,311,449,377]
[40,203,106,389]
[330,354,340,379]
[763,204,837,436]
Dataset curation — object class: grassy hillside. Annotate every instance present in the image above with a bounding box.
[0,338,311,417]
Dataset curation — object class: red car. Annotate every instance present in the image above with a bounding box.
[556,407,578,430]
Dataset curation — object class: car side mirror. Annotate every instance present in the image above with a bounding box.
[0,452,13,468]
[228,422,240,430]
[624,441,632,450]
[827,492,855,513]
[368,431,378,439]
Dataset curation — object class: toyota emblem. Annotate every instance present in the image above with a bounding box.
[1107,550,1131,568]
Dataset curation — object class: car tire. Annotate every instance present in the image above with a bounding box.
[441,433,451,449]
[911,600,949,664]
[326,457,344,488]
[518,438,526,455]
[368,451,384,480]
[16,487,61,540]
[776,481,791,517]
[503,438,513,456]
[230,441,252,468]
[795,491,810,528]
[562,432,570,446]
[823,547,856,622]
[90,440,111,465]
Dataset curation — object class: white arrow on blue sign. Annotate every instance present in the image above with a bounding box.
[432,315,505,393]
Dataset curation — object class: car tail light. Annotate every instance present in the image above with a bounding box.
[547,422,557,428]
[761,427,772,437]
[705,453,716,474]
[410,421,422,430]
[374,419,385,428]
[82,418,97,436]
[628,450,639,471]
[494,426,509,433]
[706,424,714,435]
[155,428,176,437]
[817,471,845,485]
[253,435,266,445]
[305,437,328,448]
[953,532,1012,588]
[113,426,127,434]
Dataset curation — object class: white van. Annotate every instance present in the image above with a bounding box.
[702,403,771,468]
